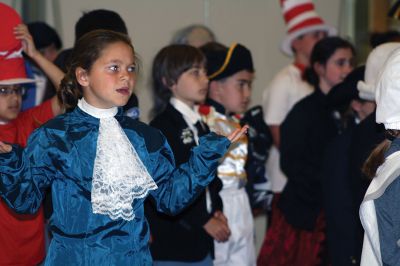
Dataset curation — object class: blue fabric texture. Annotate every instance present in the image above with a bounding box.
[375,138,400,266]
[0,106,230,266]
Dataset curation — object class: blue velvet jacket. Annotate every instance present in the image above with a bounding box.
[0,107,230,266]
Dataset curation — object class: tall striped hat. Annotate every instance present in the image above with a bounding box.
[280,0,336,56]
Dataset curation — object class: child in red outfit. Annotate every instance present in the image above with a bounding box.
[0,3,64,265]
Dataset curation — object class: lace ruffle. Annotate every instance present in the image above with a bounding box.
[91,117,158,221]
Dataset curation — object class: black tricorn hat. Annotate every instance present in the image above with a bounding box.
[389,0,400,19]
[200,42,254,81]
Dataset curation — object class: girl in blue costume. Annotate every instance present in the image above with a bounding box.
[0,29,247,266]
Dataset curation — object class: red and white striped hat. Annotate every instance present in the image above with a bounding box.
[0,2,34,85]
[280,0,336,56]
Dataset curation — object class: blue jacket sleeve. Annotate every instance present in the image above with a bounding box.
[0,129,55,214]
[149,132,230,215]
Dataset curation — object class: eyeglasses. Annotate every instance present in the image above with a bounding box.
[0,86,26,96]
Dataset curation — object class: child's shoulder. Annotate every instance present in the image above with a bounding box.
[291,92,318,111]
[149,108,175,128]
[35,111,84,135]
[122,116,157,133]
[41,112,71,130]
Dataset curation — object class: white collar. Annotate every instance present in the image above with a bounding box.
[78,98,118,119]
[170,97,201,124]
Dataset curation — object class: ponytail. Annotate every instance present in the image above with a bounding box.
[362,130,400,179]
[362,139,391,179]
[58,68,83,111]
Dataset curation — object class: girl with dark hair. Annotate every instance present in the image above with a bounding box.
[360,46,400,266]
[146,44,230,266]
[258,36,355,265]
[0,29,247,265]
[0,3,64,264]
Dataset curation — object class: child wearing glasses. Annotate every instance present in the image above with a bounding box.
[0,3,64,265]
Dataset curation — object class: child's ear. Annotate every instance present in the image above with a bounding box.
[76,67,89,87]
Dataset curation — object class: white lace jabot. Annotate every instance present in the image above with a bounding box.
[78,98,158,221]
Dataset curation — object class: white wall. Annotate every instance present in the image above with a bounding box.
[51,0,340,122]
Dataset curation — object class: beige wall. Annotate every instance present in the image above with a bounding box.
[42,0,340,122]
[1,0,340,253]
[2,0,340,121]
[56,1,340,252]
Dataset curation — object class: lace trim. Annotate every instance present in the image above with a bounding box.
[90,117,158,221]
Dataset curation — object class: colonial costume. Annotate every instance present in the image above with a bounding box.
[201,42,256,266]
[0,98,230,265]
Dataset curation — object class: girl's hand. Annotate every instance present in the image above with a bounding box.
[227,125,249,143]
[14,24,38,59]
[0,141,12,153]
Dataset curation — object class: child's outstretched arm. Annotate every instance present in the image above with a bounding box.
[149,125,248,215]
[0,130,54,214]
[14,24,65,116]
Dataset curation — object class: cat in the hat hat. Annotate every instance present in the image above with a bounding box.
[260,1,336,264]
[280,0,336,57]
[0,3,64,125]
[261,0,336,215]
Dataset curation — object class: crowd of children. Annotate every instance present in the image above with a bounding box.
[1,0,400,265]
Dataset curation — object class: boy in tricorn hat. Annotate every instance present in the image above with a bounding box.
[0,3,64,265]
[200,42,257,266]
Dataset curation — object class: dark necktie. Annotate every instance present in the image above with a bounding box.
[194,120,209,137]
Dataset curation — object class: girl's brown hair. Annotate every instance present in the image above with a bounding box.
[58,29,134,111]
[362,130,400,179]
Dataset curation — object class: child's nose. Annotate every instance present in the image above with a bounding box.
[243,86,251,98]
[120,70,130,81]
